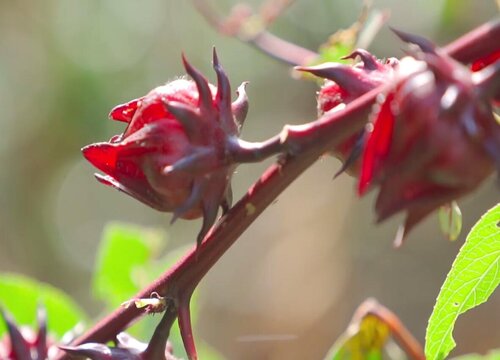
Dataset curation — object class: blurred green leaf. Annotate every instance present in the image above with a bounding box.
[93,222,166,309]
[451,350,500,360]
[325,308,390,360]
[0,274,87,338]
[318,42,353,64]
[425,203,500,360]
[441,0,467,28]
[300,4,386,82]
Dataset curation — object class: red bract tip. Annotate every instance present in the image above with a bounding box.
[358,91,395,195]
[109,97,144,123]
[471,49,500,72]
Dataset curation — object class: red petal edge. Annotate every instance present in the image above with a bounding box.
[358,91,396,195]
[109,98,143,123]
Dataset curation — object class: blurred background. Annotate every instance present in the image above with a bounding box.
[0,0,499,359]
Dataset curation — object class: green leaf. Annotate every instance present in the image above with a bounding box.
[325,302,390,360]
[451,350,500,360]
[93,223,166,309]
[425,203,500,360]
[0,274,87,338]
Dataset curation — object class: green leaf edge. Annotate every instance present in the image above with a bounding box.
[0,273,87,338]
[425,203,500,360]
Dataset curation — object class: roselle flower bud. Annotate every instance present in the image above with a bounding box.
[83,50,250,245]
[61,306,179,360]
[0,307,50,360]
[60,333,179,360]
[358,33,500,245]
[297,50,398,175]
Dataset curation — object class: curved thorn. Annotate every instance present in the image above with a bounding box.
[177,296,198,360]
[182,53,213,113]
[221,184,233,215]
[231,82,249,131]
[342,49,380,70]
[213,47,237,134]
[333,130,366,178]
[197,196,220,247]
[162,100,201,141]
[390,27,436,54]
[59,344,119,360]
[295,63,373,94]
[212,47,232,110]
[171,180,207,224]
[162,147,215,176]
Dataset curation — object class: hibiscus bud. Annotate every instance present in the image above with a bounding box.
[358,33,500,246]
[61,308,180,360]
[0,306,50,360]
[83,49,250,245]
[296,50,398,175]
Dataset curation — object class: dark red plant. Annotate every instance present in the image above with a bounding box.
[358,31,500,245]
[55,13,500,360]
[0,307,49,360]
[82,50,280,244]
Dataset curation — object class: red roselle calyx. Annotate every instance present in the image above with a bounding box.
[358,31,500,245]
[83,49,269,245]
[298,31,500,245]
[296,49,398,175]
[0,307,51,360]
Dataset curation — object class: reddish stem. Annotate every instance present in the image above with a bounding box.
[56,20,498,360]
[444,18,500,64]
[192,0,317,66]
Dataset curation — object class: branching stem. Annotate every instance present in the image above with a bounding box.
[56,19,499,360]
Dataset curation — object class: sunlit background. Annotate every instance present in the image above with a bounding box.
[0,0,499,359]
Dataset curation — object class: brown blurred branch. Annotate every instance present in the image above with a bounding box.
[192,0,318,65]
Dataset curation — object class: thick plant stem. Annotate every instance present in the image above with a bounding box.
[177,296,197,360]
[444,18,500,64]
